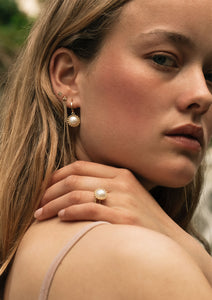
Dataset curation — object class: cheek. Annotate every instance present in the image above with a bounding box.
[86,57,163,129]
[79,52,173,162]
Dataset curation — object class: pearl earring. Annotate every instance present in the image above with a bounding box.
[67,100,80,127]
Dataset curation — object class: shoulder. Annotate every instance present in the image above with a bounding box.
[5,220,212,300]
[47,223,212,300]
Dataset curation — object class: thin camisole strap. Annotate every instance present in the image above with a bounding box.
[38,221,109,300]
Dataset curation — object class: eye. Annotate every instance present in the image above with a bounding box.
[205,72,212,84]
[150,54,179,69]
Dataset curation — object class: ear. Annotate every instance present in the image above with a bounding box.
[49,48,83,108]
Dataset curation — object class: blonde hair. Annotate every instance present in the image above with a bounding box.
[0,0,133,280]
[0,0,209,284]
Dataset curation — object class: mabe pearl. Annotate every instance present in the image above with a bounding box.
[67,113,80,127]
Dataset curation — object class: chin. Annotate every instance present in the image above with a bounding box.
[156,171,197,188]
[155,159,201,188]
[142,165,199,189]
[134,171,195,191]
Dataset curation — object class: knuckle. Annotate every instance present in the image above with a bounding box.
[115,169,135,193]
[124,213,138,225]
[64,175,78,188]
[71,160,87,173]
[42,205,54,217]
[87,202,98,216]
[120,168,133,178]
[62,208,73,219]
[68,191,81,204]
[71,160,82,173]
[116,179,131,193]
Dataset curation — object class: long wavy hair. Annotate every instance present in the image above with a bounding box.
[0,0,209,284]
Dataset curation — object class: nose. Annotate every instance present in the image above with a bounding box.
[176,68,212,116]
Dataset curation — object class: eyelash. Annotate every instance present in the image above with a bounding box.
[148,53,212,87]
[149,53,179,70]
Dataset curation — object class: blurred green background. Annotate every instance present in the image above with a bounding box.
[0,0,42,87]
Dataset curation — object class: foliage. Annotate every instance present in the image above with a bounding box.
[0,0,33,86]
[0,0,27,26]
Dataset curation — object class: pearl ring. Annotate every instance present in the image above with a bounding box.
[94,188,107,203]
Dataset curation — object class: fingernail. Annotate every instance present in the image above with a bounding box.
[34,208,43,219]
[58,209,65,218]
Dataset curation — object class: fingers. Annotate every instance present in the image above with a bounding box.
[35,190,99,221]
[58,203,123,223]
[41,175,112,206]
[36,162,139,224]
[49,161,120,186]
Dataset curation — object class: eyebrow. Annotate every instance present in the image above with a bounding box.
[139,29,195,49]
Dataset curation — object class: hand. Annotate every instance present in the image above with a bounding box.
[35,161,170,234]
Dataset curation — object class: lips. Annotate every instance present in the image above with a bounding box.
[165,124,204,148]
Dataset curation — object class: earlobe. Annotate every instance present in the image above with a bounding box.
[49,48,82,105]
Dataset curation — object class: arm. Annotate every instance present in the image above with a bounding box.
[34,161,212,285]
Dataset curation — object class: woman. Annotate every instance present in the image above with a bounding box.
[1,0,212,298]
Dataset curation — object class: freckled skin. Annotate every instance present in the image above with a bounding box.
[75,0,212,189]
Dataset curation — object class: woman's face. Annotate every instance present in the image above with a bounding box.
[76,0,212,189]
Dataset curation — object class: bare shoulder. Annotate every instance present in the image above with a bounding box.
[5,219,98,300]
[48,223,212,300]
[5,221,212,300]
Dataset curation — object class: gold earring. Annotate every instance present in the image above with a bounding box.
[67,100,80,127]
[57,92,67,102]
[57,91,63,98]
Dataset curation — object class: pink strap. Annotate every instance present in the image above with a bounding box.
[39,221,108,300]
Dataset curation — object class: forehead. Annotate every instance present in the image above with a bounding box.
[115,0,212,51]
[122,0,212,24]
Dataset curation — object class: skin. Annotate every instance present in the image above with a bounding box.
[5,0,212,299]
[35,0,212,278]
[73,0,212,188]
